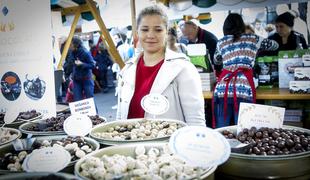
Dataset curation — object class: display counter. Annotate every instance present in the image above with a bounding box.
[203,88,310,100]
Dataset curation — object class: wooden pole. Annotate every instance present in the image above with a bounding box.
[130,0,137,36]
[85,0,125,69]
[57,9,81,70]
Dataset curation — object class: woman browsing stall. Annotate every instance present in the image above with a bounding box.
[116,6,205,126]
[212,14,259,128]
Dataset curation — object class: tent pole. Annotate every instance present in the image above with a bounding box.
[57,9,81,70]
[85,0,125,69]
[130,0,137,37]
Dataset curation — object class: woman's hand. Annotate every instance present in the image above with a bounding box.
[75,59,83,66]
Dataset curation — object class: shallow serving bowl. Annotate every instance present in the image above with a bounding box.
[0,128,22,146]
[90,118,187,145]
[0,135,99,174]
[75,142,216,180]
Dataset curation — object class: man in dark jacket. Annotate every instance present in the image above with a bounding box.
[94,43,113,93]
[70,37,96,101]
[181,20,219,72]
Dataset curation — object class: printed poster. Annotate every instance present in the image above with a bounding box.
[0,0,56,118]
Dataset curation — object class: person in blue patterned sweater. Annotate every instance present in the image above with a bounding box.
[212,13,261,128]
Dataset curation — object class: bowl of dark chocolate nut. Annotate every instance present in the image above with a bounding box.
[19,114,106,136]
[0,110,42,129]
[216,125,310,180]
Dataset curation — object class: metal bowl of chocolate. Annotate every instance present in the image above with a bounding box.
[216,125,310,179]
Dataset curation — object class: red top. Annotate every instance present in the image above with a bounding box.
[127,56,164,119]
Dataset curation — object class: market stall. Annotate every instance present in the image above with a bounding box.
[1,0,310,179]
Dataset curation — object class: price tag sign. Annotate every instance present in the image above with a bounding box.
[302,54,310,66]
[63,114,92,136]
[22,146,71,172]
[69,98,96,116]
[4,108,19,124]
[169,126,230,168]
[141,94,169,115]
[237,102,285,133]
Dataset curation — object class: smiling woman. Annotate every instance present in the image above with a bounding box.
[116,6,206,126]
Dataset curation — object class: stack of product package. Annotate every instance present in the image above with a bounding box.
[278,49,310,127]
[187,44,215,91]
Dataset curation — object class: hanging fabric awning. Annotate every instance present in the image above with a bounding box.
[51,0,99,22]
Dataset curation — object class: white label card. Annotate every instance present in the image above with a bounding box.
[237,103,285,134]
[22,146,71,172]
[3,108,19,124]
[169,126,230,168]
[141,94,169,115]
[63,114,92,136]
[69,98,96,116]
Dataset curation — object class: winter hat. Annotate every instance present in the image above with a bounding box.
[276,12,295,27]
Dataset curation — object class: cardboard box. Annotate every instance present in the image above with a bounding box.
[284,115,302,122]
[188,44,213,73]
[289,81,310,94]
[303,54,310,67]
[283,121,303,127]
[264,100,286,107]
[285,109,303,116]
[278,57,303,88]
[200,73,215,91]
[294,67,310,80]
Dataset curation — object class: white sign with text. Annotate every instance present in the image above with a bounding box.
[237,102,285,133]
[0,0,56,118]
[141,94,169,116]
[169,126,230,168]
[63,114,92,136]
[22,146,71,172]
[69,98,96,116]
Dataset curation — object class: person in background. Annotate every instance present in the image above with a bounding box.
[265,23,276,36]
[70,37,96,101]
[213,13,259,128]
[167,27,187,54]
[116,6,205,126]
[180,20,219,72]
[268,12,307,55]
[245,24,255,34]
[94,43,113,93]
[88,39,97,57]
[61,40,75,94]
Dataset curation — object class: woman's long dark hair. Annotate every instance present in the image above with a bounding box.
[223,13,245,42]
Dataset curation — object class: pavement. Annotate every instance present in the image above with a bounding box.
[94,87,117,122]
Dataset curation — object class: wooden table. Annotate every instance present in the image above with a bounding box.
[203,88,310,100]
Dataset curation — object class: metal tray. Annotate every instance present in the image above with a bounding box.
[1,114,43,129]
[0,128,22,146]
[0,172,77,179]
[75,142,216,180]
[90,118,187,145]
[19,119,65,136]
[0,135,99,174]
[215,125,310,179]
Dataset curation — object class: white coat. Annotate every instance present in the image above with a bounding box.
[116,49,205,126]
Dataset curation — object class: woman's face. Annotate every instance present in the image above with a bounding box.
[276,22,291,38]
[137,15,167,54]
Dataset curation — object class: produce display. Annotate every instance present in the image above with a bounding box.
[0,136,98,172]
[78,145,206,179]
[222,127,310,155]
[91,119,185,141]
[0,128,21,145]
[0,110,41,124]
